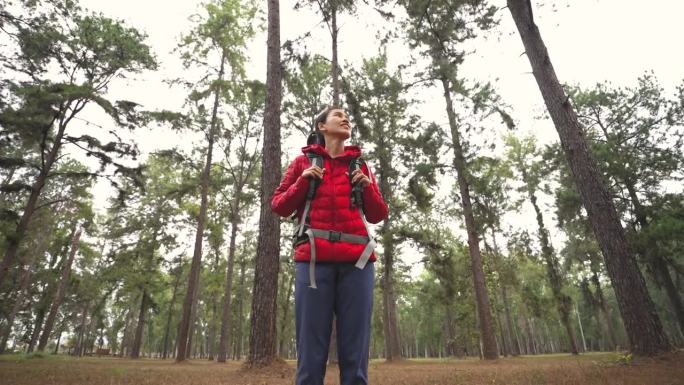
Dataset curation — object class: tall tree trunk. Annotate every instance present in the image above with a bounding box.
[507,0,670,356]
[37,226,82,351]
[208,248,221,361]
[377,157,401,361]
[53,326,63,354]
[162,268,182,359]
[525,179,579,355]
[218,204,240,362]
[441,77,498,359]
[130,291,149,358]
[247,0,282,368]
[331,5,340,106]
[381,226,402,360]
[234,251,247,360]
[186,267,202,359]
[176,50,226,362]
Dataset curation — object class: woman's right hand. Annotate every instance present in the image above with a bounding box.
[302,165,325,180]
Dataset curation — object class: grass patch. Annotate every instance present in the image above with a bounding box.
[0,352,681,385]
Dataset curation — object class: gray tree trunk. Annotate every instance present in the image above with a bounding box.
[176,49,226,362]
[441,77,498,359]
[247,0,282,368]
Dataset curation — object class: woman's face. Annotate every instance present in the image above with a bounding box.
[318,108,351,141]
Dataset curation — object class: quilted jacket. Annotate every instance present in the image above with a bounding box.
[271,144,388,263]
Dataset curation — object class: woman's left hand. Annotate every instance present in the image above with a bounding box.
[349,169,371,188]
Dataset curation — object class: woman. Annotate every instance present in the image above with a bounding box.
[271,106,388,385]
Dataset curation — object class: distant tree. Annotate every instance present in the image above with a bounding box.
[0,0,157,287]
[505,134,579,354]
[216,80,263,362]
[294,0,356,105]
[345,51,428,360]
[400,0,500,359]
[164,0,256,362]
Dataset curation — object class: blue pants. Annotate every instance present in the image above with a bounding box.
[294,261,375,385]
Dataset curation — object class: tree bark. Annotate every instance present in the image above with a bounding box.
[441,77,498,359]
[234,250,247,360]
[37,226,82,351]
[507,0,670,356]
[176,49,226,362]
[130,291,149,358]
[331,5,340,106]
[381,222,402,361]
[246,0,282,368]
[208,249,221,361]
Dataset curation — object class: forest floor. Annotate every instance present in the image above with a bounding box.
[1,351,682,385]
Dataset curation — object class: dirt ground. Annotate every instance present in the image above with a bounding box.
[0,351,682,385]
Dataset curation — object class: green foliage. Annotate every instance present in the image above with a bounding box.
[283,54,331,137]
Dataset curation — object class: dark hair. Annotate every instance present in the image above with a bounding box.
[308,105,344,147]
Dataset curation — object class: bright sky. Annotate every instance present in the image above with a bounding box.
[73,0,684,276]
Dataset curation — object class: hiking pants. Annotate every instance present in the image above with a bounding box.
[294,261,375,385]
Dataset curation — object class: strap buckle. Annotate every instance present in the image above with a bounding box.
[328,231,342,242]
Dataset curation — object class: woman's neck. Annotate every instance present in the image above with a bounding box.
[325,137,345,158]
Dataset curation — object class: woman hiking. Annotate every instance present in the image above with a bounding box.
[271,106,388,385]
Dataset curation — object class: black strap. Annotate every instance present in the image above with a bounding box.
[348,157,365,209]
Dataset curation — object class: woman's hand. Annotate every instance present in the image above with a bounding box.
[349,169,371,188]
[302,165,325,180]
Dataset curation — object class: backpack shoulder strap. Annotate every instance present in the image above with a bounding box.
[348,156,365,208]
[296,152,323,237]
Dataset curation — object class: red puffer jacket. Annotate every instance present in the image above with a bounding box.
[271,144,388,263]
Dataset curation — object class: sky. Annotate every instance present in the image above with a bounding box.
[71,0,684,277]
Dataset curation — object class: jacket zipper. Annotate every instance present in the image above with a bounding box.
[330,158,336,227]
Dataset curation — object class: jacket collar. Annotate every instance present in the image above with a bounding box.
[302,144,362,161]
